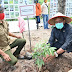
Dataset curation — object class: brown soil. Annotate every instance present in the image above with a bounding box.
[0,26,72,72]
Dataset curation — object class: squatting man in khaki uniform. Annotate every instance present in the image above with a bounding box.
[0,6,32,65]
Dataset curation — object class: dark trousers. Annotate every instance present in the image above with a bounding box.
[0,38,26,65]
[36,16,40,29]
[10,38,26,56]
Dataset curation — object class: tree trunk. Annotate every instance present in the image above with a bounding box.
[58,0,66,14]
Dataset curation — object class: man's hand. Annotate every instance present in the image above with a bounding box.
[0,49,11,61]
[9,32,22,38]
[2,53,11,61]
[39,14,41,17]
[16,36,21,39]
[43,54,55,63]
[43,48,65,63]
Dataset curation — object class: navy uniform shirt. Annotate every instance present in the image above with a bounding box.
[48,23,72,52]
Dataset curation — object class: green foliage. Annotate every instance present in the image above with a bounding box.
[6,19,18,21]
[6,18,35,21]
[70,17,72,24]
[51,26,54,28]
[39,0,50,5]
[32,42,56,68]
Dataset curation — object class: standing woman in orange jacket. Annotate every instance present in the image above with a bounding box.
[35,0,41,29]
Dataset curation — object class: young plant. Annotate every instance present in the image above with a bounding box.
[32,42,56,68]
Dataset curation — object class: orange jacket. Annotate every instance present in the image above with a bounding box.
[36,3,41,16]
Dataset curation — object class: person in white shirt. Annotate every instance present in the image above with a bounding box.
[41,0,50,29]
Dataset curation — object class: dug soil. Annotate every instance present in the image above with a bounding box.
[0,26,72,72]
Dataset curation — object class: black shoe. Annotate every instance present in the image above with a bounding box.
[24,55,32,60]
[16,55,32,60]
[24,52,32,60]
[16,55,25,60]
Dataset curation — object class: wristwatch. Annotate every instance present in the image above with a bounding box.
[54,52,58,57]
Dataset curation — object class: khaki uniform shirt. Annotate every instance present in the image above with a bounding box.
[0,20,11,52]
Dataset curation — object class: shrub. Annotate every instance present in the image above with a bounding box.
[32,42,56,67]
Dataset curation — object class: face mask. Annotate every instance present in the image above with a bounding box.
[0,13,5,20]
[55,22,64,29]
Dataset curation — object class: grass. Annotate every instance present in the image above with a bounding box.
[39,0,50,5]
[6,18,36,21]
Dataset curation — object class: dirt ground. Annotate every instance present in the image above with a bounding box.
[0,25,72,72]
